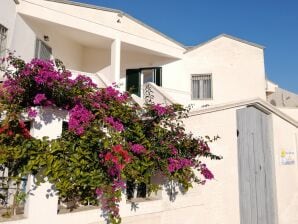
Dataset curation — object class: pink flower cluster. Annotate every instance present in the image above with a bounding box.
[168,144,178,155]
[2,58,97,108]
[73,75,97,89]
[33,93,47,105]
[152,104,168,116]
[95,184,122,221]
[167,157,192,173]
[27,107,38,118]
[68,104,94,135]
[104,117,124,132]
[102,86,129,103]
[130,143,146,154]
[200,164,214,180]
[199,140,210,152]
[2,79,25,101]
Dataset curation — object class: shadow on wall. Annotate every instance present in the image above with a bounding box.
[267,88,298,107]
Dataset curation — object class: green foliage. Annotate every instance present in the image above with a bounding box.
[0,56,222,223]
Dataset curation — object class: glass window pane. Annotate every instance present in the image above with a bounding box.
[192,74,212,99]
[143,69,154,84]
[0,24,8,59]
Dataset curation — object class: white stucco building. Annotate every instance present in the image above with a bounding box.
[0,0,297,224]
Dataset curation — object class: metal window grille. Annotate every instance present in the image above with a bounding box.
[191,74,212,99]
[35,39,52,60]
[0,24,8,59]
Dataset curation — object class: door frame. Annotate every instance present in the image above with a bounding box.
[126,67,162,97]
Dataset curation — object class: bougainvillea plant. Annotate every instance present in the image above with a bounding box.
[0,54,221,223]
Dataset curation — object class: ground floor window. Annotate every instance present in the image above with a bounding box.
[126,177,163,203]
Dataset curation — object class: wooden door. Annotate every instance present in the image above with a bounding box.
[237,107,278,224]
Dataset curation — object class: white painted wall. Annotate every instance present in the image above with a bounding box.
[82,47,110,73]
[0,0,17,51]
[272,115,298,224]
[162,36,267,108]
[279,108,298,121]
[26,23,83,71]
[183,108,241,224]
[0,106,296,224]
[10,15,36,62]
[0,0,36,62]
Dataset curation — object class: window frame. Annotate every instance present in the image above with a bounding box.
[35,38,52,60]
[0,24,8,58]
[0,24,8,72]
[126,67,162,97]
[191,73,213,100]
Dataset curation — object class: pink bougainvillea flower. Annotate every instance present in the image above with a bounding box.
[167,158,192,173]
[33,93,47,105]
[27,107,38,118]
[152,104,167,116]
[104,117,124,132]
[200,164,214,180]
[68,103,94,135]
[130,143,146,154]
[95,188,103,197]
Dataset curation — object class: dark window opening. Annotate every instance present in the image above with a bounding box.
[24,121,31,132]
[62,121,68,134]
[126,67,162,97]
[126,180,147,200]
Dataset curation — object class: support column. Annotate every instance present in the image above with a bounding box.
[24,108,67,223]
[111,39,121,84]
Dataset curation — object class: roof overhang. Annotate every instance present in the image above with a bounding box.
[185,34,265,54]
[17,0,184,58]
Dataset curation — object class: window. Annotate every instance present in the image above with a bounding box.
[126,181,147,201]
[126,67,162,97]
[0,24,7,59]
[142,68,162,86]
[191,74,212,100]
[35,39,52,60]
[126,176,163,203]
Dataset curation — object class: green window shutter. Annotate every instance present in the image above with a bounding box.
[126,69,141,96]
[155,68,162,87]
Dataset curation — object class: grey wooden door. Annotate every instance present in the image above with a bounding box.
[237,107,278,224]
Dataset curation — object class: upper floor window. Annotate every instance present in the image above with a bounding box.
[0,24,8,59]
[191,74,212,100]
[35,39,52,60]
[126,67,162,97]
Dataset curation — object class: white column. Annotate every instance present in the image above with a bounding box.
[111,39,121,84]
[24,108,67,224]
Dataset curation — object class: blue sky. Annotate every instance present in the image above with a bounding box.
[78,0,298,93]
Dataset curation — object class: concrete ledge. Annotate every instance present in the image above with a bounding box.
[189,98,298,127]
